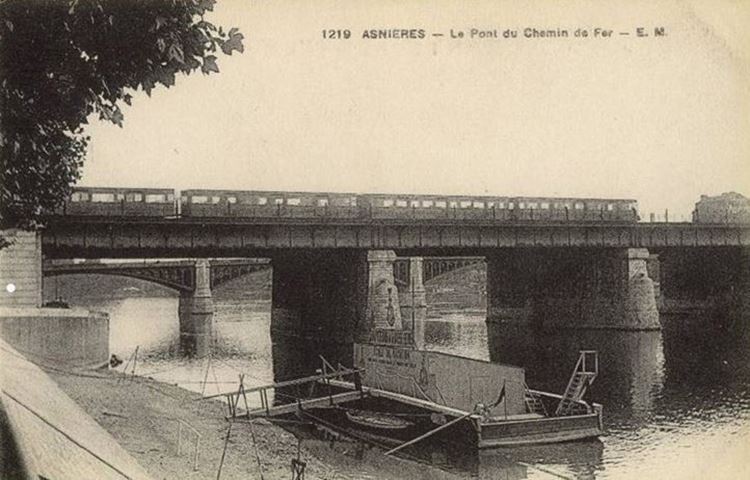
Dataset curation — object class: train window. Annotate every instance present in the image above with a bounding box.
[126,193,143,202]
[508,202,514,209]
[519,202,526,209]
[498,202,506,209]
[541,202,549,209]
[274,198,284,205]
[210,196,220,204]
[383,199,394,207]
[71,192,82,202]
[318,198,329,207]
[449,201,458,208]
[117,194,125,201]
[191,196,208,204]
[473,201,485,209]
[257,197,267,205]
[167,194,174,201]
[350,197,357,206]
[227,196,237,204]
[436,201,447,208]
[422,200,434,207]
[607,204,614,211]
[396,200,407,207]
[528,202,537,209]
[410,200,420,208]
[145,194,166,203]
[575,203,584,210]
[564,203,571,209]
[460,200,472,208]
[287,198,301,206]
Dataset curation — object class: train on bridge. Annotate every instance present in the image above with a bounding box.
[55,187,640,223]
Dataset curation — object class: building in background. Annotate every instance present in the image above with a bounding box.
[693,192,750,223]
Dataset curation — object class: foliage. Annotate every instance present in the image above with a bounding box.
[0,0,243,230]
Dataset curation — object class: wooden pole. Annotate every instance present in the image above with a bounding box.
[248,420,265,480]
[503,379,508,420]
[131,345,139,380]
[200,354,212,396]
[216,422,233,480]
[383,411,473,456]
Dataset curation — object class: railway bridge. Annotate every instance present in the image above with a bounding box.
[3,214,750,358]
[38,256,478,354]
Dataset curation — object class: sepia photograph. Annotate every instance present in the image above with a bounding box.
[1,1,749,478]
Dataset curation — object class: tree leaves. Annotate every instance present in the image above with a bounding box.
[201,55,219,74]
[221,28,244,55]
[0,0,245,230]
[168,42,184,63]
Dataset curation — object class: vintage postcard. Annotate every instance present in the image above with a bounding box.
[1,1,748,479]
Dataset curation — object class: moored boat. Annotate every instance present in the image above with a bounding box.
[224,332,604,452]
[344,408,414,431]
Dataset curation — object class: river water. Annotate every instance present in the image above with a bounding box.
[51,277,750,479]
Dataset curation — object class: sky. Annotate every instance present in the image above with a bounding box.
[80,0,750,220]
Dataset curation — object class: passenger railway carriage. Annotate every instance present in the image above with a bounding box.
[359,194,638,222]
[56,187,176,217]
[56,187,639,223]
[180,189,361,218]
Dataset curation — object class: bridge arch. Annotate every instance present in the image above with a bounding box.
[393,256,485,289]
[42,259,272,295]
[43,266,193,293]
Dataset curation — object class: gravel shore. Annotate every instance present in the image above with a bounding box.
[50,369,340,480]
[49,369,460,480]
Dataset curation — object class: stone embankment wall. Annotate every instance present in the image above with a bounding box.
[1,229,110,368]
[0,230,42,308]
[0,308,110,369]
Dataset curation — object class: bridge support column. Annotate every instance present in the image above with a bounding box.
[271,250,368,342]
[536,248,660,330]
[366,250,403,331]
[270,249,405,344]
[647,253,662,310]
[736,249,750,320]
[397,257,426,348]
[618,248,661,329]
[485,250,535,324]
[0,229,42,308]
[486,248,660,330]
[178,259,213,356]
[657,247,747,320]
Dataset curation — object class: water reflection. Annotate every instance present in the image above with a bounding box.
[485,326,666,422]
[47,274,750,480]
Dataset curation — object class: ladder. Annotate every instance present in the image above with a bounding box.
[555,350,598,416]
[524,383,547,415]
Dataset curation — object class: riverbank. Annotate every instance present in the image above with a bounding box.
[49,368,461,480]
[49,368,336,479]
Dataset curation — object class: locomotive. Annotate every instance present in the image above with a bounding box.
[56,187,640,223]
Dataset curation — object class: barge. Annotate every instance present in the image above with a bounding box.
[212,331,604,451]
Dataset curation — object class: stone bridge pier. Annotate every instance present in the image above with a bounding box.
[397,257,427,349]
[656,247,750,321]
[270,249,409,345]
[487,248,660,330]
[178,259,214,356]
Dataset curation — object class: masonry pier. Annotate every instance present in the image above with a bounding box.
[656,247,750,321]
[270,249,407,344]
[177,259,214,356]
[0,230,109,368]
[397,257,427,349]
[486,248,660,330]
